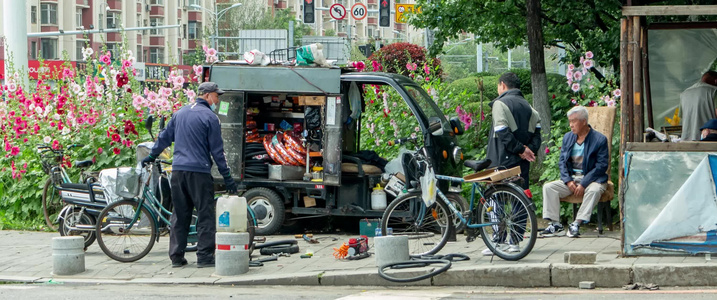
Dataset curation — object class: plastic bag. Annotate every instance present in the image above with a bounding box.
[296,43,331,67]
[420,166,437,207]
[348,82,362,120]
[384,148,415,175]
[244,49,270,66]
[304,106,322,129]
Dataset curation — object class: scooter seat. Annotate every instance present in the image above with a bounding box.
[464,159,492,173]
[75,160,94,168]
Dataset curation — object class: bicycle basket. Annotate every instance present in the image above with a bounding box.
[40,154,62,175]
[114,167,143,198]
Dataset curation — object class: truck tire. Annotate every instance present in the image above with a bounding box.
[244,188,285,235]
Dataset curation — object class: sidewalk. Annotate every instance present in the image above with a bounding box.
[1,229,716,287]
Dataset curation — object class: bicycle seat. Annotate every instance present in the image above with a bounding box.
[464,159,492,173]
[75,160,94,168]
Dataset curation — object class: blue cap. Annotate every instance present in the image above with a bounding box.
[700,119,717,131]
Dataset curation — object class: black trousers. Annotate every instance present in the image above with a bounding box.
[169,171,215,263]
[507,160,531,190]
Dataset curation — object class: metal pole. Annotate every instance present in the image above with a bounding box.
[476,42,483,73]
[508,48,512,69]
[3,0,29,87]
[27,25,181,37]
[289,21,295,48]
[214,5,219,50]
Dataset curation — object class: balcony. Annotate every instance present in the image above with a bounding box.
[150,37,165,46]
[150,5,164,16]
[367,0,377,5]
[188,11,201,21]
[76,0,89,7]
[107,32,122,42]
[367,17,377,25]
[107,0,122,10]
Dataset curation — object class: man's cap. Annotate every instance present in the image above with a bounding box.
[701,119,717,131]
[198,82,225,95]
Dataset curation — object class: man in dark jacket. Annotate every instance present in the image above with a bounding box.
[486,72,542,189]
[142,82,238,268]
[541,106,609,238]
[483,73,541,256]
[700,119,717,141]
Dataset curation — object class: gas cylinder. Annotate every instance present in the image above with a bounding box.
[371,184,387,210]
[216,195,247,232]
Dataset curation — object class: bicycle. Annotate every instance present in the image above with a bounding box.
[380,136,537,261]
[94,160,258,262]
[38,143,101,234]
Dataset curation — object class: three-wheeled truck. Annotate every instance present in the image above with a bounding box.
[202,64,467,235]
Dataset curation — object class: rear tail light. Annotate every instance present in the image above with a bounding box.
[524,189,533,198]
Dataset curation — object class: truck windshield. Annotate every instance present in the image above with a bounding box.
[402,84,450,130]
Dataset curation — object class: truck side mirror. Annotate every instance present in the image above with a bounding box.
[428,117,444,136]
[450,117,465,135]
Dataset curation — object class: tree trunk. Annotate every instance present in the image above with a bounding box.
[525,0,551,165]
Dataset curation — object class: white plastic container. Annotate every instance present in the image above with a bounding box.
[371,184,387,210]
[216,195,247,232]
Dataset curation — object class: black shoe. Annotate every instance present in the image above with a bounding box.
[171,258,188,268]
[197,260,215,268]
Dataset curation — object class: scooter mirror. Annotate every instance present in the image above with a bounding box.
[145,115,154,132]
[159,116,166,130]
[428,117,444,136]
[449,117,465,135]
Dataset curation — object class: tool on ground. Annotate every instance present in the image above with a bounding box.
[333,236,369,259]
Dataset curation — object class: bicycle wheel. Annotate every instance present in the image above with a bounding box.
[95,200,157,262]
[42,178,63,231]
[478,184,537,261]
[58,207,96,249]
[380,192,454,257]
[445,193,468,233]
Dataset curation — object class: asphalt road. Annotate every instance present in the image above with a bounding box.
[2,284,717,300]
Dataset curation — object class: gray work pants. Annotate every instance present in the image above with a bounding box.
[542,180,606,223]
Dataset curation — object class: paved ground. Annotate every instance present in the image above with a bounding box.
[1,229,715,287]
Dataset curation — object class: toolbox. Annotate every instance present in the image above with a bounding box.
[268,165,306,181]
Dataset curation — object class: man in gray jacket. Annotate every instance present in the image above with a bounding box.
[486,72,542,189]
[680,71,717,141]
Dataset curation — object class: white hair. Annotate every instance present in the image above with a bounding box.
[567,106,589,122]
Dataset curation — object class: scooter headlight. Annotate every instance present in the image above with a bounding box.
[452,146,463,164]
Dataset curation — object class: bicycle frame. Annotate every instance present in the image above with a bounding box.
[433,174,497,229]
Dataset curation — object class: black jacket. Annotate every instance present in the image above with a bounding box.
[559,127,609,188]
[150,98,231,177]
[702,133,717,141]
[487,89,542,168]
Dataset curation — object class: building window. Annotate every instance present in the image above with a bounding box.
[150,0,164,5]
[150,48,164,63]
[183,24,187,39]
[76,9,83,29]
[136,45,143,62]
[76,41,85,61]
[31,6,37,24]
[367,26,374,38]
[188,0,200,10]
[41,3,57,25]
[107,12,120,29]
[150,18,164,35]
[31,41,37,59]
[40,38,57,59]
[137,15,141,28]
[188,21,201,40]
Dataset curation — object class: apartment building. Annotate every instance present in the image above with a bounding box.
[0,0,220,65]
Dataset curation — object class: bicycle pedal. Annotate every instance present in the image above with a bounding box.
[466,236,476,243]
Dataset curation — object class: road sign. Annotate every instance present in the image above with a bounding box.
[395,4,420,24]
[329,3,346,20]
[351,3,367,21]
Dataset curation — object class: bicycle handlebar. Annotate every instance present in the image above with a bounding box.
[387,136,418,147]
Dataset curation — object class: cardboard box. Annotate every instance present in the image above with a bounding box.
[298,96,326,106]
[385,172,406,197]
[268,165,306,181]
[463,166,521,183]
[303,196,316,208]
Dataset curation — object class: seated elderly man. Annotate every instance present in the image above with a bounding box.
[541,106,609,238]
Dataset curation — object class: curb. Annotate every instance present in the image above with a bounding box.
[3,263,717,287]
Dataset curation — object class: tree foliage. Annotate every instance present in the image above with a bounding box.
[412,0,622,70]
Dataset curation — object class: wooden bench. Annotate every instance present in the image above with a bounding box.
[559,106,616,234]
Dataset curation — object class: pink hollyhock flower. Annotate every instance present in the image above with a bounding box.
[113,147,121,155]
[571,83,580,92]
[573,71,583,81]
[545,147,550,154]
[371,60,381,71]
[568,64,575,71]
[173,76,185,89]
[97,147,103,154]
[583,60,594,69]
[193,65,203,77]
[424,64,430,74]
[203,45,208,52]
[613,89,622,98]
[62,68,74,79]
[10,146,20,156]
[571,99,578,105]
[185,89,196,101]
[206,48,217,57]
[52,140,60,150]
[566,70,574,81]
[589,100,598,107]
[585,51,594,59]
[147,91,159,102]
[606,100,616,107]
[111,133,121,142]
[100,54,111,65]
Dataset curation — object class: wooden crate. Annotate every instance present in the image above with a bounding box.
[298,96,326,106]
[463,166,521,183]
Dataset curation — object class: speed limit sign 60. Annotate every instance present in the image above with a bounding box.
[351,3,367,21]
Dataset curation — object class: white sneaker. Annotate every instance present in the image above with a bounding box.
[508,244,520,253]
[482,244,520,256]
[481,247,494,256]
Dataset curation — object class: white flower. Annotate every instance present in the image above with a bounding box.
[29,104,36,111]
[43,136,52,143]
[53,114,61,120]
[35,107,43,114]
[61,127,70,135]
[72,83,81,94]
[109,115,117,123]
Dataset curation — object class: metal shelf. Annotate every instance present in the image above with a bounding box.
[267,112,304,119]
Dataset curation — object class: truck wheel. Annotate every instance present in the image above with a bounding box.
[244,188,285,235]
